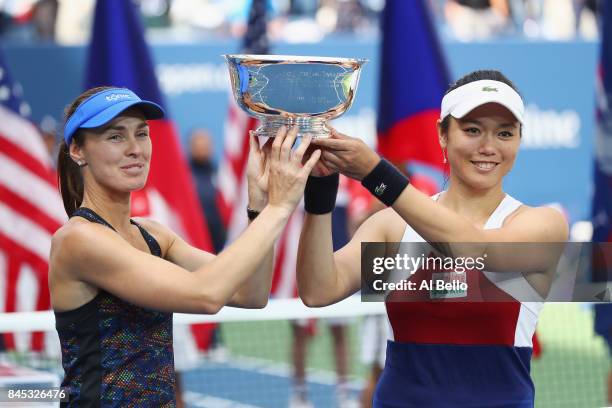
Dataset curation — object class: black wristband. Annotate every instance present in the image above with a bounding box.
[247,207,260,220]
[304,173,339,214]
[361,159,409,206]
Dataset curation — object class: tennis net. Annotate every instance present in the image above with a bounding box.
[0,298,607,408]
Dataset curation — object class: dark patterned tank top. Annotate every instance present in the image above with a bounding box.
[55,208,175,407]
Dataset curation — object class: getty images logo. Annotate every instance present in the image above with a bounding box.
[105,93,132,102]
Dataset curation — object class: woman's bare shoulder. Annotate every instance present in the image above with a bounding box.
[502,203,569,242]
[52,217,111,253]
[50,218,115,277]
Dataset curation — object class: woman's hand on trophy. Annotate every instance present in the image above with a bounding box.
[246,131,273,211]
[312,128,380,181]
[268,126,321,214]
[302,139,337,177]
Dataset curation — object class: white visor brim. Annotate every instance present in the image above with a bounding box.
[440,80,524,124]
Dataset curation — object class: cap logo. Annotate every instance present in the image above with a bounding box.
[105,93,132,101]
[481,86,498,92]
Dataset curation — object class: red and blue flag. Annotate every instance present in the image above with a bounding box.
[86,0,214,348]
[376,0,450,173]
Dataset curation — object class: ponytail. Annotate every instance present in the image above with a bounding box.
[57,139,83,217]
[58,85,114,216]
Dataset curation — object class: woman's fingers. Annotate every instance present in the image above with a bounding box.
[321,156,339,173]
[249,130,261,154]
[321,150,344,166]
[311,135,351,151]
[280,126,299,162]
[329,127,350,140]
[262,152,271,185]
[300,149,321,177]
[262,137,273,154]
[272,126,287,161]
[292,134,312,164]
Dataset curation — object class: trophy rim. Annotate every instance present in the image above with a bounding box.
[223,54,368,65]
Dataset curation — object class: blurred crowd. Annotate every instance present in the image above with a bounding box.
[0,0,601,44]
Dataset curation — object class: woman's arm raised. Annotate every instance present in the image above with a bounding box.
[52,126,320,314]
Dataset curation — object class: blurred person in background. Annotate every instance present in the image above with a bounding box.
[359,314,386,408]
[290,175,361,408]
[169,0,233,37]
[167,0,281,39]
[333,0,367,33]
[290,319,356,408]
[444,0,513,40]
[176,133,224,408]
[184,127,228,404]
[40,114,59,165]
[287,0,319,15]
[573,0,599,38]
[32,0,57,40]
[277,0,325,42]
[137,0,171,28]
[189,128,226,254]
[54,0,95,45]
[511,0,596,39]
[0,0,60,41]
[8,0,593,44]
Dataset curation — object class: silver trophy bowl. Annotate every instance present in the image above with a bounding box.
[224,54,367,138]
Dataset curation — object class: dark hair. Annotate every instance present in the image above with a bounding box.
[57,86,115,216]
[439,69,522,134]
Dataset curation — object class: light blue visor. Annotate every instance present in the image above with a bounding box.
[63,88,165,145]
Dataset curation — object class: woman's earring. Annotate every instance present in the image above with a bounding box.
[442,150,447,164]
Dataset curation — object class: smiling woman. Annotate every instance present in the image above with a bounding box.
[437,71,523,192]
[49,86,321,407]
[296,70,569,408]
[78,111,152,189]
[57,87,164,217]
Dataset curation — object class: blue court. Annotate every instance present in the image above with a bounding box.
[182,358,361,408]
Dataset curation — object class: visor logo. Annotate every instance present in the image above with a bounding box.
[105,93,132,101]
[481,86,498,92]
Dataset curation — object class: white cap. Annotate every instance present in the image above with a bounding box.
[440,80,524,124]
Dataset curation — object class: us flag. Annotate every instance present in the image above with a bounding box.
[0,51,64,353]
